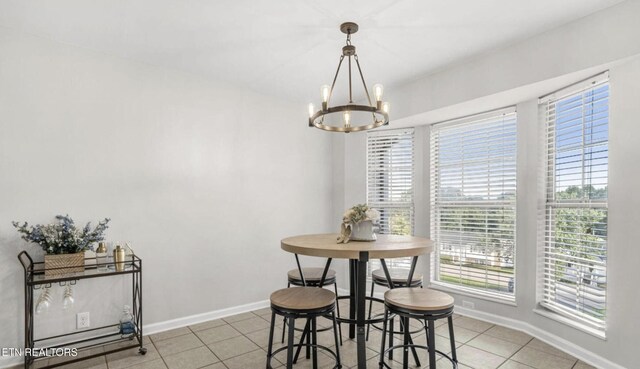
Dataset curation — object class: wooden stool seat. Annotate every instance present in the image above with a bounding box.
[384,288,454,312]
[372,269,423,283]
[287,267,336,282]
[271,287,336,311]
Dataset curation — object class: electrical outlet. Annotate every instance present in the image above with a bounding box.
[77,312,90,329]
[462,300,475,309]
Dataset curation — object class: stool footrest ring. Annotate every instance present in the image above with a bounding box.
[267,343,342,369]
[283,314,336,333]
[380,344,457,369]
[335,295,387,325]
[367,312,425,335]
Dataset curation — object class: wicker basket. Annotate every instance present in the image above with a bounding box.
[44,253,85,277]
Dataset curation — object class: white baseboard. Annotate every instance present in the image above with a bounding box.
[453,306,625,369]
[144,299,270,336]
[0,300,270,369]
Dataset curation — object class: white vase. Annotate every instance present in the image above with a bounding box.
[350,220,377,241]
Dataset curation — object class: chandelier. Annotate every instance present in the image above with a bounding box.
[308,22,389,133]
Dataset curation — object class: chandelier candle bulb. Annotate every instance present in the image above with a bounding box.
[373,83,388,113]
[308,103,315,118]
[343,110,351,127]
[373,84,384,100]
[321,84,330,111]
[320,85,330,101]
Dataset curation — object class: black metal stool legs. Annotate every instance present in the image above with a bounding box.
[424,319,431,348]
[283,281,342,346]
[266,312,276,369]
[427,317,436,368]
[448,316,457,363]
[286,317,295,369]
[306,319,312,360]
[293,320,311,363]
[382,315,420,365]
[402,317,410,369]
[388,317,394,360]
[366,281,375,340]
[311,318,318,369]
[378,306,458,369]
[281,282,291,344]
[378,309,389,369]
[331,311,342,367]
[267,308,342,369]
[333,282,343,345]
[400,317,421,367]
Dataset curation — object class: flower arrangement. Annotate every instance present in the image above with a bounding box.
[337,204,380,243]
[343,204,380,225]
[13,215,111,255]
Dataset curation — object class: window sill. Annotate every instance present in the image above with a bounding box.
[533,306,606,340]
[429,281,517,307]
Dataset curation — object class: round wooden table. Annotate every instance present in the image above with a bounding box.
[281,233,433,369]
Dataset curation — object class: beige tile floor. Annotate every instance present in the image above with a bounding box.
[16,300,597,369]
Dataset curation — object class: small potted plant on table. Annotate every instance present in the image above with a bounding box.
[337,204,380,243]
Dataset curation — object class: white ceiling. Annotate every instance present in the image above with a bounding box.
[0,0,625,104]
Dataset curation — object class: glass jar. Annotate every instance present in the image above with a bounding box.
[119,305,136,335]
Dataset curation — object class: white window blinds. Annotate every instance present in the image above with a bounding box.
[430,108,517,300]
[367,128,415,271]
[540,73,609,333]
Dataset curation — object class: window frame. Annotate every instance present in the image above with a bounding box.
[429,107,518,303]
[538,72,610,337]
[366,128,415,273]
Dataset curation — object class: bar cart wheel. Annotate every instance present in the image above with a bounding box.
[139,348,147,355]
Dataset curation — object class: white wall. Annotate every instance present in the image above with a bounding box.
[336,1,640,368]
[0,26,334,364]
[387,0,640,126]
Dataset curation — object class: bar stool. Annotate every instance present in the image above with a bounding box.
[267,287,342,369]
[379,288,458,369]
[366,268,423,339]
[283,267,343,344]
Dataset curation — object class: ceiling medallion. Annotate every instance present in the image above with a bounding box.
[308,22,389,133]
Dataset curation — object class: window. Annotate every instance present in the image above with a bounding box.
[367,128,415,271]
[539,73,609,333]
[430,108,517,300]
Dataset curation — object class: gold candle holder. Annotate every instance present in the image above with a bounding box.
[113,245,126,272]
